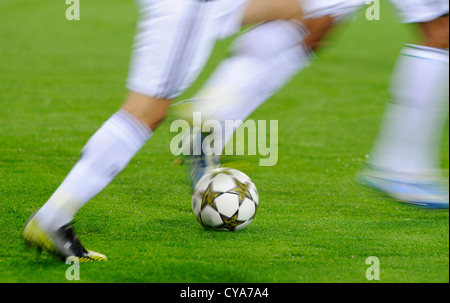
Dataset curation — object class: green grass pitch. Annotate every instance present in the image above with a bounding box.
[0,1,448,283]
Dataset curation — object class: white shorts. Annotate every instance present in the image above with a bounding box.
[389,0,449,23]
[301,0,365,21]
[127,0,249,100]
[127,0,367,100]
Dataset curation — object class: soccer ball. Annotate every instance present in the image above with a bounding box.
[192,167,259,231]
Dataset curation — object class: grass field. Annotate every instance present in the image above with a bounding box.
[0,1,448,283]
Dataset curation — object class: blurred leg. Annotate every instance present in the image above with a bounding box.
[369,15,449,175]
[363,9,449,207]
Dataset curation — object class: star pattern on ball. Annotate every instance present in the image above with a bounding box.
[209,168,233,178]
[200,183,222,210]
[219,212,246,231]
[231,178,253,204]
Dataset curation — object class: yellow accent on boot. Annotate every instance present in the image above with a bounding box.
[22,217,57,254]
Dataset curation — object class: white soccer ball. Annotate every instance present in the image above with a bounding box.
[192,167,259,231]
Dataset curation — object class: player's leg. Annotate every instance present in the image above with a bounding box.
[200,14,338,125]
[181,18,313,185]
[22,0,226,261]
[362,1,449,208]
[180,1,364,184]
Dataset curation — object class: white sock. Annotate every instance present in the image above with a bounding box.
[369,45,449,176]
[191,20,312,151]
[35,110,152,231]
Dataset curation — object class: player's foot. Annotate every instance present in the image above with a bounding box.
[188,131,221,188]
[172,100,222,188]
[359,166,449,209]
[22,215,107,262]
